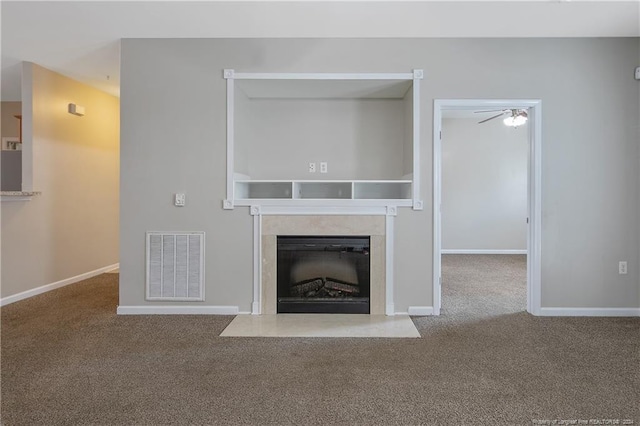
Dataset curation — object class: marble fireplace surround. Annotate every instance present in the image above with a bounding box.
[258,214,392,315]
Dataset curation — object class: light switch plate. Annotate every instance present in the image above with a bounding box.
[174,193,186,207]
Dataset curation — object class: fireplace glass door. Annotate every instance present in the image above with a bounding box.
[277,236,370,314]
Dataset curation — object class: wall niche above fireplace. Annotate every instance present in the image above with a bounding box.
[222,69,424,210]
[277,236,371,314]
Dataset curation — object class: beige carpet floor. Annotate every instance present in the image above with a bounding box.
[1,254,638,425]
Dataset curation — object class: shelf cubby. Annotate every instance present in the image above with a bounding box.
[235,181,292,199]
[295,182,352,199]
[354,181,411,200]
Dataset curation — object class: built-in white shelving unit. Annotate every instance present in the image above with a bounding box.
[234,180,412,205]
[223,69,423,210]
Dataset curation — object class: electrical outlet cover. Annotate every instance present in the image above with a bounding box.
[619,261,628,274]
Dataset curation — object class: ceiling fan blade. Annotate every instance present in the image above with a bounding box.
[478,113,505,124]
[474,109,508,114]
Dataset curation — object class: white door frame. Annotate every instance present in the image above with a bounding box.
[433,99,542,316]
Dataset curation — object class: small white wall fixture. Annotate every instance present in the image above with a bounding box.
[433,99,542,316]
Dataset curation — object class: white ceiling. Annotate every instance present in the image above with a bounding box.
[2,1,639,101]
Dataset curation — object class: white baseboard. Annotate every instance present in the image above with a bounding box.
[407,306,434,316]
[539,307,640,317]
[441,249,527,255]
[394,306,435,316]
[0,263,119,307]
[116,305,239,315]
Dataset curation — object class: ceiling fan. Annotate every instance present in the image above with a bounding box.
[475,108,528,127]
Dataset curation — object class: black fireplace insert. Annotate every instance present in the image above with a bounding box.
[277,236,370,314]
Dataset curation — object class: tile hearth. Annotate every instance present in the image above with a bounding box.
[220,314,420,338]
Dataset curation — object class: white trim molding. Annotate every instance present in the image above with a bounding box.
[539,308,640,317]
[441,249,527,255]
[0,263,119,306]
[433,99,542,317]
[1,191,42,202]
[230,72,415,81]
[407,306,434,316]
[116,305,239,315]
[253,205,391,216]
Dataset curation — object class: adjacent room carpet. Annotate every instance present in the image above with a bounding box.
[1,255,638,425]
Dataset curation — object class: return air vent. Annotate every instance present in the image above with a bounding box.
[146,232,204,301]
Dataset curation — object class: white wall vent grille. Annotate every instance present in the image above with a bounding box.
[146,232,205,301]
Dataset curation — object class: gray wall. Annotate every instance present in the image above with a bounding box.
[441,117,527,251]
[120,38,640,311]
[238,98,406,180]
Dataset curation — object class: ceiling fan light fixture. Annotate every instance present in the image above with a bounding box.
[503,113,527,127]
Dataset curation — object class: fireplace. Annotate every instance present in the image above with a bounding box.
[277,236,371,314]
[260,215,386,315]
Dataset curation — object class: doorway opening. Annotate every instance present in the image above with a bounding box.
[433,100,542,316]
